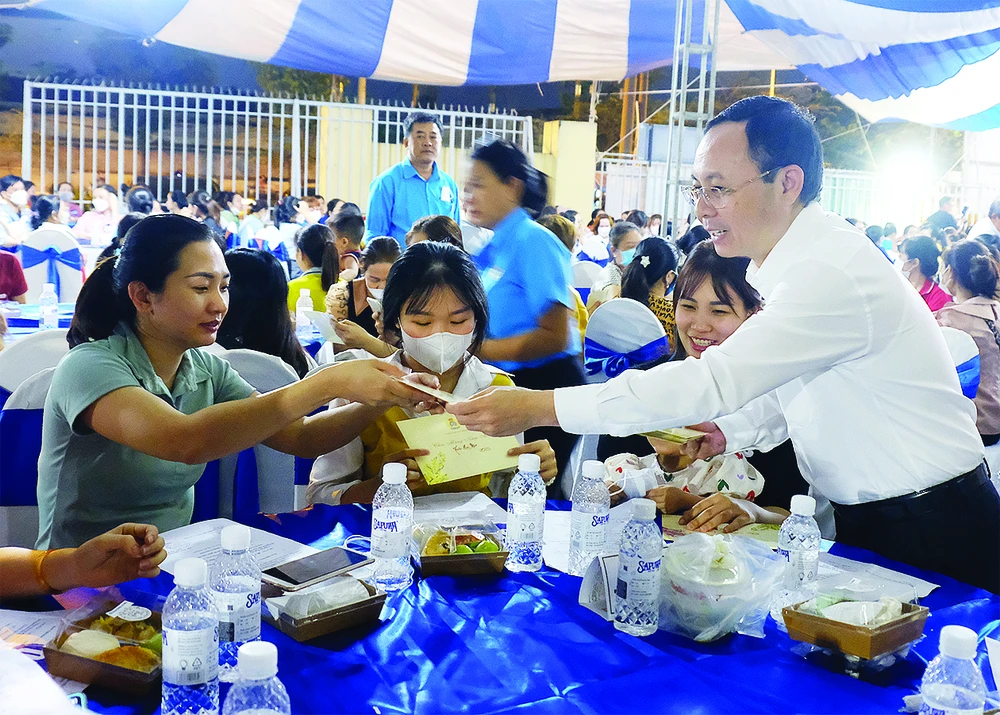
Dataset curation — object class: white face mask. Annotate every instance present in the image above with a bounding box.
[92,198,110,213]
[8,189,27,207]
[368,287,385,301]
[597,226,610,239]
[401,328,475,374]
[899,260,913,280]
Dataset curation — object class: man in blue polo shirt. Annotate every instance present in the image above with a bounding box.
[366,112,461,247]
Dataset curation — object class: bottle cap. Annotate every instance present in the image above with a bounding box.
[939,625,978,659]
[518,453,541,473]
[174,557,208,588]
[43,282,55,292]
[299,288,310,298]
[789,494,816,517]
[383,462,407,485]
[221,524,251,551]
[581,460,605,481]
[632,498,656,521]
[237,641,278,680]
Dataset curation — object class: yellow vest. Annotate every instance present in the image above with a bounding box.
[359,373,515,496]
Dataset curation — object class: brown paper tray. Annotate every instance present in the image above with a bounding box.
[262,581,386,642]
[415,550,508,576]
[43,635,161,696]
[782,601,929,660]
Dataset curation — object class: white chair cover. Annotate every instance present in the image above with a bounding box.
[214,348,300,513]
[0,368,55,548]
[583,298,668,384]
[0,328,69,393]
[18,225,83,303]
[572,260,603,290]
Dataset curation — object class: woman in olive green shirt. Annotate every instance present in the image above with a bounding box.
[37,214,435,549]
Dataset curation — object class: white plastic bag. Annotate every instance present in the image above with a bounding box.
[659,533,784,642]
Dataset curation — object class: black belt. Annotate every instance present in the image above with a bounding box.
[983,433,1000,447]
[832,463,990,521]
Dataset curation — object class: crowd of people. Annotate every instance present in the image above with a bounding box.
[1,96,998,598]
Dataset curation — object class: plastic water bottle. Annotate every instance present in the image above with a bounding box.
[614,498,662,636]
[770,494,821,625]
[505,453,546,572]
[568,460,611,576]
[162,558,220,715]
[295,288,313,339]
[210,525,261,683]
[371,463,413,592]
[221,642,291,715]
[39,282,58,330]
[919,625,986,715]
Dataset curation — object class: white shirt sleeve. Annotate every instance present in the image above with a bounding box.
[554,259,872,435]
[714,391,789,455]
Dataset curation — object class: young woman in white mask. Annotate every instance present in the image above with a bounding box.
[327,236,401,356]
[577,211,613,267]
[72,184,121,245]
[0,174,30,246]
[308,241,557,505]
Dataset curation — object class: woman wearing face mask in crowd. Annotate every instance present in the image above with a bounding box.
[587,220,643,313]
[899,236,951,311]
[0,175,31,246]
[326,236,401,356]
[578,212,613,267]
[72,184,121,246]
[56,182,83,224]
[307,241,557,505]
[620,237,679,348]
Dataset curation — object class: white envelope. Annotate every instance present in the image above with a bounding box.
[302,310,345,345]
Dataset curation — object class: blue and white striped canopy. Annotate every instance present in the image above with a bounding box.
[22,0,1000,130]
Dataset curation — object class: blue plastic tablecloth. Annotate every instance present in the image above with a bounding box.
[67,502,1000,715]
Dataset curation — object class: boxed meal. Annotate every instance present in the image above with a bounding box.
[782,598,929,661]
[43,590,165,695]
[412,522,507,576]
[261,574,385,643]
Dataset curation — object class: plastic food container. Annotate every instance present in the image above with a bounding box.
[782,601,930,660]
[261,579,386,643]
[412,522,507,576]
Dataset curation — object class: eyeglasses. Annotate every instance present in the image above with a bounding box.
[683,168,780,209]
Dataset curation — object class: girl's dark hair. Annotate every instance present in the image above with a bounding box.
[676,225,711,255]
[218,248,311,378]
[405,215,463,250]
[30,195,60,230]
[672,240,762,359]
[213,191,236,210]
[96,212,147,263]
[0,175,22,192]
[275,196,300,225]
[943,239,1000,299]
[126,186,155,214]
[96,183,117,197]
[361,236,401,272]
[900,236,941,280]
[295,224,340,291]
[168,190,188,209]
[621,238,679,306]
[69,214,217,347]
[382,241,488,358]
[188,190,221,223]
[471,139,549,217]
[248,198,267,214]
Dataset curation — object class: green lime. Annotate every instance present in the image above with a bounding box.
[454,544,474,555]
[474,539,499,553]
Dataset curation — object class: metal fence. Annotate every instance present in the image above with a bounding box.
[21,80,533,209]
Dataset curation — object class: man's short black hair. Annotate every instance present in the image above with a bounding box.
[331,212,365,246]
[403,111,443,136]
[705,95,823,206]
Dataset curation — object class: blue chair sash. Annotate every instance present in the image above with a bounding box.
[584,335,672,378]
[956,354,980,400]
[18,245,83,299]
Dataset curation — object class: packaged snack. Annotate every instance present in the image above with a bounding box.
[412,522,507,575]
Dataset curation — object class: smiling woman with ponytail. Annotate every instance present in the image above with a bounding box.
[38,214,443,550]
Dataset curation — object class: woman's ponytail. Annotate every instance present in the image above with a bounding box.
[67,256,127,347]
[320,239,340,292]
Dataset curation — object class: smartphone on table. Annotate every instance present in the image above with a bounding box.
[261,547,372,591]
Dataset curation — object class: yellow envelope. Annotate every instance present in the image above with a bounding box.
[395,413,520,485]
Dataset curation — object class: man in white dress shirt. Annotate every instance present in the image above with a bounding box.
[968,198,1000,240]
[450,96,998,593]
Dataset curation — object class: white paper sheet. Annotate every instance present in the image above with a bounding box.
[412,492,508,526]
[816,552,939,599]
[541,503,634,574]
[0,610,86,695]
[160,518,317,575]
[302,310,345,344]
[0,648,83,713]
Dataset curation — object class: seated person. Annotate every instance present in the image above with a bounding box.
[579,212,613,266]
[606,240,789,532]
[899,236,952,311]
[620,237,678,349]
[326,236,401,356]
[0,249,27,303]
[330,212,365,281]
[219,248,315,378]
[0,523,166,599]
[287,224,339,313]
[405,214,464,250]
[72,184,120,245]
[40,214,437,549]
[308,241,556,505]
[587,220,642,313]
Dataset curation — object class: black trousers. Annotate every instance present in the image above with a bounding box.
[832,464,1000,594]
[512,355,585,495]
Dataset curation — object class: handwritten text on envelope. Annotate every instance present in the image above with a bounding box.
[396,413,520,485]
